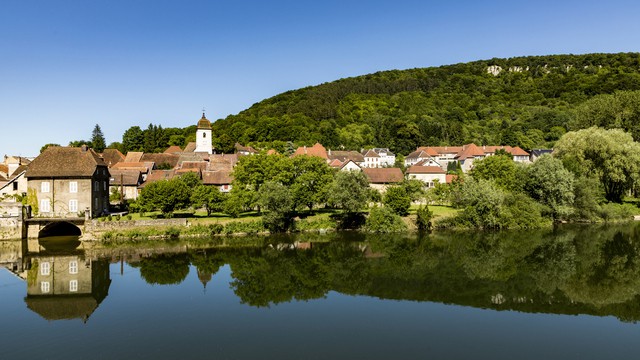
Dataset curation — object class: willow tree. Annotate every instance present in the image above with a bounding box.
[554,127,640,203]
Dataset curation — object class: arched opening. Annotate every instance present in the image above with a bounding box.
[38,221,82,238]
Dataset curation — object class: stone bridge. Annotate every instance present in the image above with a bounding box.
[24,218,85,239]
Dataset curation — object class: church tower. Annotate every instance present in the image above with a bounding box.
[195,112,213,154]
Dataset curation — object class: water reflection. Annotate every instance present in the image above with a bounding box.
[5,236,112,322]
[3,224,640,322]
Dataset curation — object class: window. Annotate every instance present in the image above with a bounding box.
[40,199,51,213]
[69,280,78,292]
[69,261,78,274]
[69,200,78,213]
[94,198,98,209]
[94,181,99,191]
[12,182,18,191]
[103,181,107,191]
[41,261,50,276]
[69,181,78,193]
[41,281,50,293]
[41,182,50,193]
[203,132,206,138]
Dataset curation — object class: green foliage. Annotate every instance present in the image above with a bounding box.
[365,206,408,233]
[39,143,60,153]
[191,185,225,216]
[177,171,201,189]
[524,155,575,219]
[452,178,506,229]
[26,188,39,215]
[572,90,640,141]
[415,205,433,231]
[470,153,521,191]
[598,203,638,222]
[138,178,191,216]
[91,124,106,152]
[554,127,640,203]
[328,171,370,213]
[382,186,411,216]
[139,254,190,285]
[259,182,294,233]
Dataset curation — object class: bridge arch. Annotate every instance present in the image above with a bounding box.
[38,221,82,238]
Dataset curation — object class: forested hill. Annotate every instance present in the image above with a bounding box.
[208,52,640,155]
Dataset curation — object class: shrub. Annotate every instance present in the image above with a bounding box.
[598,203,637,221]
[126,214,132,221]
[415,206,433,231]
[165,227,181,239]
[365,206,408,233]
[383,186,411,216]
[209,223,224,235]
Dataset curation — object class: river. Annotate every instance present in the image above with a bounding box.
[2,224,640,359]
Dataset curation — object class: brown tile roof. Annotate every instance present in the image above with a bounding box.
[446,174,458,184]
[178,152,206,163]
[209,154,238,171]
[202,170,233,185]
[179,161,208,171]
[406,149,438,160]
[25,146,107,178]
[328,150,364,163]
[293,143,328,159]
[140,170,176,188]
[363,149,380,158]
[328,159,343,168]
[109,169,143,186]
[100,149,125,167]
[111,162,153,173]
[362,168,404,184]
[481,145,530,156]
[407,165,446,174]
[124,152,144,163]
[0,164,8,176]
[235,143,258,154]
[141,153,180,169]
[183,142,196,153]
[164,145,183,154]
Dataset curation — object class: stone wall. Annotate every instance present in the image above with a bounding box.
[86,218,187,231]
[0,202,23,240]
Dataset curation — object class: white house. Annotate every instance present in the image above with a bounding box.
[406,165,446,188]
[363,148,395,168]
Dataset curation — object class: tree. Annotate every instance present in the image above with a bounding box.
[122,126,144,152]
[191,185,225,216]
[554,127,640,203]
[40,143,60,153]
[259,181,295,232]
[470,153,521,191]
[91,124,106,152]
[364,206,407,233]
[328,171,370,213]
[138,178,191,216]
[383,186,411,216]
[289,156,333,211]
[524,155,575,218]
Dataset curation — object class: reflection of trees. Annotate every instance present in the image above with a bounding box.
[139,254,190,285]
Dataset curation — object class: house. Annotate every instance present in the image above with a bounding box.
[529,149,553,162]
[406,164,446,188]
[100,149,125,168]
[362,168,404,192]
[362,148,395,168]
[139,170,176,189]
[329,159,362,172]
[3,155,32,178]
[140,153,180,169]
[235,143,258,156]
[455,143,487,173]
[111,161,153,181]
[0,165,28,201]
[404,148,441,167]
[25,146,111,218]
[202,170,233,193]
[108,169,143,201]
[406,144,531,172]
[328,150,365,167]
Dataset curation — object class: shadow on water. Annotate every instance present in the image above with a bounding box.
[38,236,81,253]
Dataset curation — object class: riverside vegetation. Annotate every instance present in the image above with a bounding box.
[99,126,640,241]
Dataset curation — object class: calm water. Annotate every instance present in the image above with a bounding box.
[3,225,640,359]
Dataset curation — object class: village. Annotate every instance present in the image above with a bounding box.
[0,113,545,226]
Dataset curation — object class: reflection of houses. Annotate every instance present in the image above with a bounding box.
[362,168,404,192]
[25,253,111,322]
[25,146,111,218]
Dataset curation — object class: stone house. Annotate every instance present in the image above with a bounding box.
[362,168,404,192]
[25,146,111,218]
[108,169,143,201]
[406,164,447,188]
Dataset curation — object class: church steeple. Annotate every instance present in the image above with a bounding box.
[195,111,213,154]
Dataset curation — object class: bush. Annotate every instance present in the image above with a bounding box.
[383,186,411,216]
[365,206,408,233]
[415,206,433,231]
[126,214,132,221]
[165,227,181,239]
[209,223,224,235]
[598,203,638,221]
[331,212,366,230]
[223,220,265,235]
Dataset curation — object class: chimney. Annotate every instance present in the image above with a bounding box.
[81,144,88,152]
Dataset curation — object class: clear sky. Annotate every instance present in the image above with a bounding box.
[1,0,639,157]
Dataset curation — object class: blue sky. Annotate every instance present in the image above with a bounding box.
[1,0,639,156]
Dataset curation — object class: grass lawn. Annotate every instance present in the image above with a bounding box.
[409,204,459,219]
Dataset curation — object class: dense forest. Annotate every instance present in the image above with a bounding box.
[111,53,640,155]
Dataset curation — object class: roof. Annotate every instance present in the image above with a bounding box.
[111,162,153,173]
[164,145,183,154]
[140,170,176,187]
[235,143,258,154]
[455,143,486,160]
[197,113,212,129]
[293,143,328,159]
[100,149,125,167]
[183,142,197,153]
[407,165,446,174]
[202,170,233,185]
[373,148,395,156]
[209,153,238,171]
[140,153,180,169]
[530,149,553,157]
[406,149,439,160]
[124,152,144,163]
[362,168,404,184]
[481,145,530,156]
[339,160,361,170]
[446,174,458,184]
[363,149,380,158]
[0,164,8,176]
[109,169,142,186]
[25,146,107,178]
[329,150,364,163]
[266,149,279,155]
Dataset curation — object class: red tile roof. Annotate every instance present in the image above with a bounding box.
[164,145,183,154]
[362,168,404,183]
[293,143,328,159]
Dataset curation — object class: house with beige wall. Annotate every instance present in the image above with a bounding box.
[25,146,110,218]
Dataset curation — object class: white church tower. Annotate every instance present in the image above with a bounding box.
[195,112,213,154]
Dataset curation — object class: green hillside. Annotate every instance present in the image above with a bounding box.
[114,53,640,155]
[210,52,640,155]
